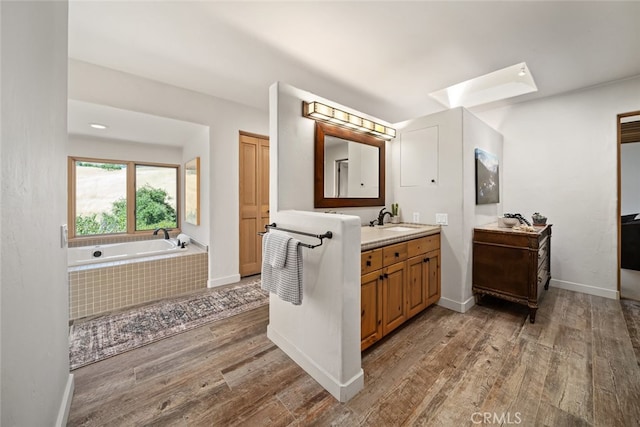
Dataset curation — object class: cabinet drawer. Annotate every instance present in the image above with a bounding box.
[408,234,440,257]
[361,249,383,275]
[382,242,408,267]
[537,264,549,287]
[537,237,549,264]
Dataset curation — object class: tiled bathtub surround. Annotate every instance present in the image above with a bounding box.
[69,247,208,320]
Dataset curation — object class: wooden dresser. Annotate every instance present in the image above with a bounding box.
[472,223,551,323]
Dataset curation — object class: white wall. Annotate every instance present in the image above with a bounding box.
[621,142,640,215]
[69,129,210,247]
[181,126,210,245]
[462,109,504,302]
[392,108,503,310]
[269,81,393,223]
[1,2,73,425]
[477,75,640,299]
[269,83,367,401]
[69,134,182,163]
[69,60,268,286]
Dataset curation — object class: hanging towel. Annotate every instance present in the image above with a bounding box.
[261,234,303,305]
[262,231,290,268]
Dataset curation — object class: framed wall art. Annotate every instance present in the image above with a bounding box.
[475,148,499,205]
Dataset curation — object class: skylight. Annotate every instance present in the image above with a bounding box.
[429,62,538,109]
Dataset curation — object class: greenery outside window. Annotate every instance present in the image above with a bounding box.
[68,157,179,238]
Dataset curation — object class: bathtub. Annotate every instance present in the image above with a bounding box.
[67,238,208,320]
[68,238,180,267]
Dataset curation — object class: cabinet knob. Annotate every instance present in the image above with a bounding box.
[395,252,399,257]
[379,275,384,280]
[361,310,365,317]
[366,260,371,267]
[384,273,389,279]
[423,257,429,263]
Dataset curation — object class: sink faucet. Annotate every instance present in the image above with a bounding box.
[153,228,170,239]
[377,208,392,226]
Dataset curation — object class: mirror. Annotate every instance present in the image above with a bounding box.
[185,157,200,225]
[314,122,385,208]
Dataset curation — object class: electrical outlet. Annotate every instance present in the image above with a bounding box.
[436,213,448,225]
[412,212,420,223]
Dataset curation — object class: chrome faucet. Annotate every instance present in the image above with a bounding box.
[377,208,392,226]
[153,228,170,239]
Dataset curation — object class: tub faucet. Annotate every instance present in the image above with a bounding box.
[377,208,392,225]
[153,228,170,239]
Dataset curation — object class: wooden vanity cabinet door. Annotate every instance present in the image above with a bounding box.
[361,271,383,351]
[381,261,407,336]
[426,250,441,305]
[406,255,428,318]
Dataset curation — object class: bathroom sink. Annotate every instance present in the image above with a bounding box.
[383,226,417,232]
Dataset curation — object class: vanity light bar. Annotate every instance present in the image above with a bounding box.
[303,101,396,140]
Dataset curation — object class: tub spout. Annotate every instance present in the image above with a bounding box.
[153,228,170,239]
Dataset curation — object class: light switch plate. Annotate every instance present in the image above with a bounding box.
[436,213,448,225]
[61,224,68,248]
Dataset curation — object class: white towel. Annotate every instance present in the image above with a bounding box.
[262,231,290,268]
[261,234,303,305]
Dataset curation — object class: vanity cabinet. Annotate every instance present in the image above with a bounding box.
[360,233,441,351]
[472,224,551,323]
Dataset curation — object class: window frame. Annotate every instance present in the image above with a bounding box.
[68,156,181,240]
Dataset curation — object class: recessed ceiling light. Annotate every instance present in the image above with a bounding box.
[89,123,108,130]
[429,62,537,109]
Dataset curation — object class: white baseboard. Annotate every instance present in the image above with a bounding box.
[267,325,364,402]
[208,274,241,288]
[55,373,74,427]
[437,295,475,313]
[549,279,619,300]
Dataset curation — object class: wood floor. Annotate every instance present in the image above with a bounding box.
[68,287,640,426]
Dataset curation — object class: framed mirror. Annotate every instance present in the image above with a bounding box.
[185,157,200,225]
[314,122,385,208]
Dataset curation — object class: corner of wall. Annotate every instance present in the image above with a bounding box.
[55,374,74,427]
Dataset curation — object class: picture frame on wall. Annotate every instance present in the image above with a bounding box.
[475,148,499,204]
[185,157,200,225]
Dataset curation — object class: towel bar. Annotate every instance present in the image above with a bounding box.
[258,223,333,249]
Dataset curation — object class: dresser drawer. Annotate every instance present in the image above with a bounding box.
[361,249,383,274]
[537,237,549,264]
[408,235,440,257]
[382,242,408,267]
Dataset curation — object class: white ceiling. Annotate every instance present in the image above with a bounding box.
[68,1,640,136]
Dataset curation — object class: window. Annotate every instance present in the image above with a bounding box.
[69,157,179,238]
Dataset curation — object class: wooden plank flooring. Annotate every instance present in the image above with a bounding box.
[68,287,640,426]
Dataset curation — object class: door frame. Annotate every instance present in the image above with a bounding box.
[617,110,640,295]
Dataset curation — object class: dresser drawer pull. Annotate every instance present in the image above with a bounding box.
[395,252,400,258]
[366,260,371,267]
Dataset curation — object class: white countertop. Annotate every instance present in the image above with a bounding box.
[361,223,441,251]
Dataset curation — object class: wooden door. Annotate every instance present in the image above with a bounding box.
[382,261,407,336]
[239,133,269,277]
[406,255,428,318]
[426,252,441,305]
[361,270,383,351]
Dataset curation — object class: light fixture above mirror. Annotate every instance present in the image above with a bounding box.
[303,101,396,140]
